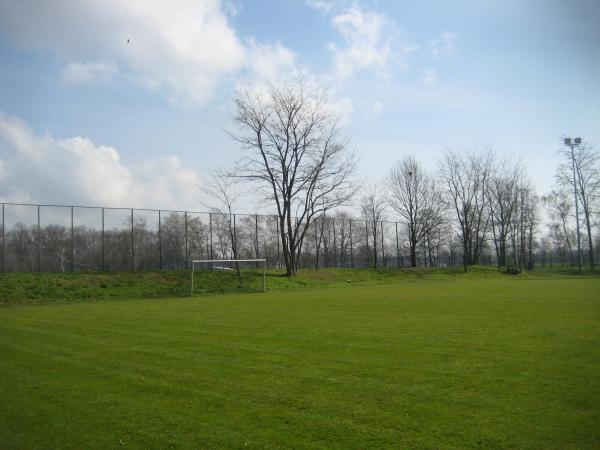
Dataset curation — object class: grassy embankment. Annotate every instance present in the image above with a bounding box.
[1,265,598,306]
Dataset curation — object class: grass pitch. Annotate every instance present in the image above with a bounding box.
[1,274,599,449]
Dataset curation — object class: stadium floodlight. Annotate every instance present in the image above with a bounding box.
[563,136,583,272]
[190,259,267,295]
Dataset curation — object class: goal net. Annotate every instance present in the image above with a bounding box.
[190,259,267,295]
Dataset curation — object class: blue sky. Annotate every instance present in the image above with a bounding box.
[0,0,598,212]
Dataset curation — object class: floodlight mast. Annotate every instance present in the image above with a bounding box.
[564,136,583,273]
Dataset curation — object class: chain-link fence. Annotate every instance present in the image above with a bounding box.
[1,202,469,273]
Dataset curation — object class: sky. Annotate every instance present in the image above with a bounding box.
[0,0,599,213]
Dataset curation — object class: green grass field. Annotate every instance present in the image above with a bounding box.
[1,271,600,449]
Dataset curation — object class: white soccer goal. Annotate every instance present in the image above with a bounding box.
[190,259,267,295]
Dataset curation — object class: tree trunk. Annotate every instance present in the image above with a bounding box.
[373,231,378,269]
[410,243,417,267]
[584,213,594,269]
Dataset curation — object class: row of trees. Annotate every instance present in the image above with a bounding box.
[3,197,595,273]
[227,78,599,275]
[2,206,486,273]
[2,81,597,275]
[357,152,539,272]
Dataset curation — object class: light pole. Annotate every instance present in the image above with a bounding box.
[564,137,582,272]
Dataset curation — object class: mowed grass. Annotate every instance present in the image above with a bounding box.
[1,277,599,449]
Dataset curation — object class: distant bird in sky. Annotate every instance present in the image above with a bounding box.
[127,38,130,44]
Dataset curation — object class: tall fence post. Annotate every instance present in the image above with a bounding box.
[158,210,162,270]
[395,222,400,268]
[381,221,386,268]
[71,206,74,272]
[184,211,189,269]
[315,217,319,270]
[365,220,369,268]
[350,219,353,268]
[131,209,134,272]
[101,207,105,271]
[255,215,259,259]
[209,212,213,259]
[333,218,337,268]
[37,205,41,272]
[233,214,237,258]
[1,203,4,273]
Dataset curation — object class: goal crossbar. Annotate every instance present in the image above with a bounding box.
[191,259,267,295]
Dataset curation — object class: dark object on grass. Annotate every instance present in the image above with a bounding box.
[504,265,522,275]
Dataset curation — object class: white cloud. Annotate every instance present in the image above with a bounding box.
[431,31,457,58]
[61,61,119,84]
[0,0,251,105]
[395,44,420,72]
[0,112,202,209]
[371,101,384,115]
[328,6,418,81]
[403,44,420,54]
[422,68,438,85]
[330,6,394,79]
[327,95,354,125]
[306,0,334,15]
[245,39,298,84]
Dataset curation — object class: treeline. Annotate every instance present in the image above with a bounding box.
[356,151,538,272]
[2,140,598,274]
[5,80,597,274]
[354,143,599,272]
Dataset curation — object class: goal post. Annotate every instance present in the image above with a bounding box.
[190,259,267,295]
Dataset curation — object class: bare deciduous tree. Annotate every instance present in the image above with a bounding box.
[334,211,353,267]
[387,156,444,267]
[486,159,522,268]
[440,149,492,271]
[542,190,574,266]
[230,79,357,276]
[203,169,242,261]
[360,184,386,268]
[556,141,599,269]
[513,182,538,270]
[313,213,333,269]
[202,170,246,285]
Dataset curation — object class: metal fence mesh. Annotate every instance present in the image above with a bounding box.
[0,202,458,272]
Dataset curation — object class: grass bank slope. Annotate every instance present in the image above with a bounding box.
[1,265,597,306]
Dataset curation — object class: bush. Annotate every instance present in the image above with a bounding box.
[504,265,522,275]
